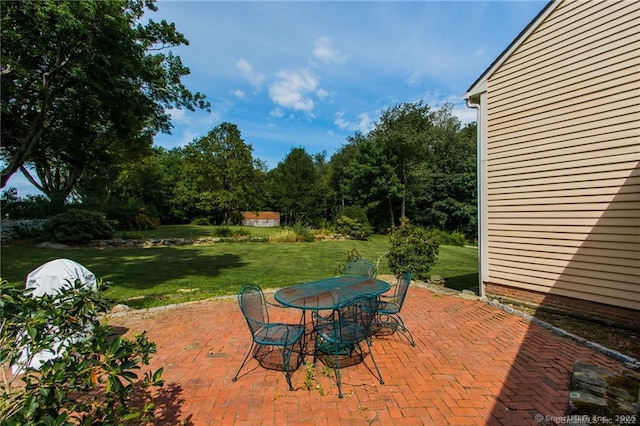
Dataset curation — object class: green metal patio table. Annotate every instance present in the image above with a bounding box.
[274,276,390,359]
[274,276,390,311]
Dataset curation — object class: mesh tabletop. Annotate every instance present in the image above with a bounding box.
[274,276,390,310]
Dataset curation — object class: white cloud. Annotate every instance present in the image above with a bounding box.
[316,88,330,100]
[268,69,319,113]
[312,36,348,64]
[232,89,245,98]
[334,111,374,133]
[270,108,284,118]
[237,59,265,88]
[166,108,189,123]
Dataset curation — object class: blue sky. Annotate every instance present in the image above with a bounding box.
[7,0,548,197]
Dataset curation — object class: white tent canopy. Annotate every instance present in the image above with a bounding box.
[12,259,97,374]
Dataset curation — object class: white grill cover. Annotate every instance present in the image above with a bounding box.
[26,258,97,297]
[12,259,97,374]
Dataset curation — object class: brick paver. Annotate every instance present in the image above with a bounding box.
[106,285,624,425]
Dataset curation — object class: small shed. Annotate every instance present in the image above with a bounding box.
[241,211,280,227]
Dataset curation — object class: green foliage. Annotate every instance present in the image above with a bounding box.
[44,209,115,243]
[104,199,160,232]
[338,205,369,225]
[192,217,212,226]
[179,123,265,224]
[292,224,316,242]
[269,147,325,226]
[210,226,250,238]
[335,216,372,240]
[269,225,315,243]
[0,279,164,424]
[1,188,53,219]
[388,217,440,280]
[334,249,366,275]
[430,229,467,247]
[1,0,209,197]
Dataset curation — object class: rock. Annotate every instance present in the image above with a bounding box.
[568,391,608,414]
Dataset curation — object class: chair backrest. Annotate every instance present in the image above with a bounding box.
[237,284,269,337]
[334,294,379,344]
[343,258,377,278]
[393,271,413,309]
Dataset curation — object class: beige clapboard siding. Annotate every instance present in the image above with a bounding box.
[489,242,638,265]
[489,146,638,175]
[489,1,638,87]
[481,0,640,310]
[490,5,638,106]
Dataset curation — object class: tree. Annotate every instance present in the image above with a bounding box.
[0,0,209,205]
[269,147,324,226]
[340,102,435,229]
[179,123,264,224]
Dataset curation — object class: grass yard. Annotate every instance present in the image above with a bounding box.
[1,226,478,309]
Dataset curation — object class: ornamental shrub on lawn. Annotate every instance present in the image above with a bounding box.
[387,217,440,280]
[44,209,115,243]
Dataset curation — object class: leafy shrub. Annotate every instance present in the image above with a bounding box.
[0,279,164,424]
[104,199,160,231]
[1,188,53,219]
[212,226,233,237]
[387,217,440,280]
[269,225,315,242]
[334,249,366,275]
[191,217,211,226]
[292,223,315,242]
[335,216,372,240]
[44,209,115,243]
[0,219,48,241]
[431,229,467,246]
[338,205,369,225]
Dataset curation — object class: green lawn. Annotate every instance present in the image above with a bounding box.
[1,226,478,309]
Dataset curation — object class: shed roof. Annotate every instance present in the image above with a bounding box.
[241,211,280,220]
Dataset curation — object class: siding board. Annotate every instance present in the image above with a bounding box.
[476,0,640,312]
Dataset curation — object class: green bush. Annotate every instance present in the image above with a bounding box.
[431,229,467,246]
[0,279,164,424]
[44,209,115,243]
[338,205,369,225]
[269,225,315,242]
[335,216,372,240]
[334,249,366,275]
[387,217,440,280]
[292,224,315,242]
[191,217,211,226]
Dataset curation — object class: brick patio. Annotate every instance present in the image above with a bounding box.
[105,284,625,425]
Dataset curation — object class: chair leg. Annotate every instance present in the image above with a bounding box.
[333,341,343,398]
[233,341,255,382]
[282,346,295,391]
[394,314,416,347]
[375,313,416,347]
[364,339,384,385]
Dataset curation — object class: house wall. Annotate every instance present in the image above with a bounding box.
[483,0,640,317]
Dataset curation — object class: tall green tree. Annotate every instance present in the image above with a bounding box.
[179,123,264,224]
[269,147,324,226]
[342,101,435,228]
[0,0,209,207]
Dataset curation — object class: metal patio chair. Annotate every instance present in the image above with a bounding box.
[375,271,416,346]
[343,258,377,278]
[232,284,305,391]
[312,294,384,398]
